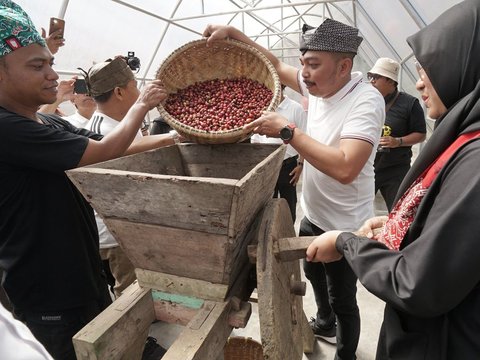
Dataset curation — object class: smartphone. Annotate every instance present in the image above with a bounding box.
[49,17,65,39]
[74,79,88,94]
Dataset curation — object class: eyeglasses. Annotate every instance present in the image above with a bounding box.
[414,59,422,72]
[413,59,426,80]
[367,73,383,82]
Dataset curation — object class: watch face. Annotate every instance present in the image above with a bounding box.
[280,126,293,141]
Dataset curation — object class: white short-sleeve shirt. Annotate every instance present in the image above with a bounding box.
[87,111,143,140]
[299,71,385,231]
[63,111,90,129]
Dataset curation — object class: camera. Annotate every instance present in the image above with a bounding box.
[125,51,140,72]
[74,78,88,94]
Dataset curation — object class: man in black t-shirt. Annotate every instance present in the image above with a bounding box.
[0,2,168,359]
[368,57,427,211]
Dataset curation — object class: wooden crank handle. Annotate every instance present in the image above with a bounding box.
[276,228,382,262]
[228,296,252,329]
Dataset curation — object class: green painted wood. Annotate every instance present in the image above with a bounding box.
[151,289,204,309]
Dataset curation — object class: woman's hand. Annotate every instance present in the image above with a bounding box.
[355,216,388,240]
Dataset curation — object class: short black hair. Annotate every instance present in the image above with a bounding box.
[93,89,114,104]
[331,52,356,63]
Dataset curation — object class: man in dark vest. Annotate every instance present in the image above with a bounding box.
[368,57,426,211]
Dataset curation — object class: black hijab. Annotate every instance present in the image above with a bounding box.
[395,0,480,199]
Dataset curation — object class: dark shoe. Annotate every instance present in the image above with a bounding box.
[142,336,167,360]
[309,317,337,344]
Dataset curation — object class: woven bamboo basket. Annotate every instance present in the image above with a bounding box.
[224,337,264,360]
[156,38,281,144]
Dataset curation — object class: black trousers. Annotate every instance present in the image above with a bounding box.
[375,164,410,212]
[274,156,298,223]
[301,217,360,360]
[18,287,112,360]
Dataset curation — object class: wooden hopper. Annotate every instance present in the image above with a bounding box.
[66,143,285,301]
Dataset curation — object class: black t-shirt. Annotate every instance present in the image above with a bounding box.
[374,91,426,171]
[0,108,106,312]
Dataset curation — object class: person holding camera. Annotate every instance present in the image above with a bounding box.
[40,78,96,126]
[40,27,64,55]
[0,2,169,359]
[63,92,97,128]
[37,76,75,116]
[368,57,426,211]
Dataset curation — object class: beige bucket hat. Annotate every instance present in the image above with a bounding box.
[368,57,400,82]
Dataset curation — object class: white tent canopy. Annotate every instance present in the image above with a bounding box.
[17,0,462,119]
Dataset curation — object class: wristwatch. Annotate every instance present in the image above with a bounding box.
[169,129,181,144]
[279,124,296,144]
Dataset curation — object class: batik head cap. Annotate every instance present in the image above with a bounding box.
[0,0,46,58]
[299,18,363,54]
[83,57,135,97]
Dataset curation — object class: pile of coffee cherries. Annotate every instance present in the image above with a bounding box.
[164,77,273,132]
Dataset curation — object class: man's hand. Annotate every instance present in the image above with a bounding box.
[243,111,288,137]
[203,24,231,45]
[306,231,343,263]
[289,164,303,186]
[41,27,65,55]
[136,80,168,110]
[38,77,75,114]
[57,78,75,102]
[379,136,400,148]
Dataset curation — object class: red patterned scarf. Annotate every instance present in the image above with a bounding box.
[379,131,480,250]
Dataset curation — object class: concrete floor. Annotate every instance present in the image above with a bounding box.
[149,189,389,360]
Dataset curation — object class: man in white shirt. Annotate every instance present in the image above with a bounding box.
[83,57,178,299]
[82,57,174,359]
[63,93,96,128]
[204,19,384,360]
[84,58,142,298]
[251,87,307,222]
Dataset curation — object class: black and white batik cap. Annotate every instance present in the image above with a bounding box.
[299,18,363,55]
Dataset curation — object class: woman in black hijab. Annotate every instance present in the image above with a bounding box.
[306,1,480,359]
